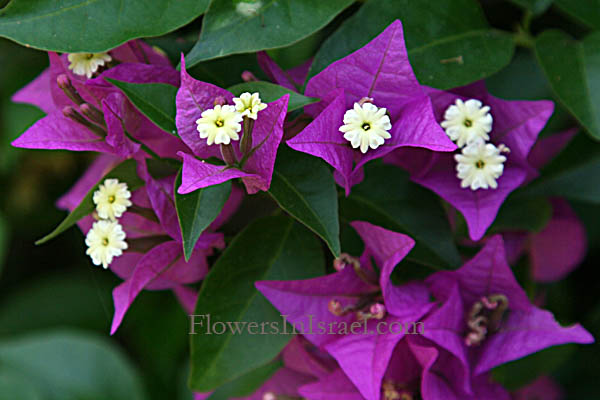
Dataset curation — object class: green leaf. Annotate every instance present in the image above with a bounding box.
[339,164,461,269]
[35,159,144,245]
[0,212,7,276]
[520,133,600,203]
[492,344,576,390]
[107,78,178,136]
[0,330,145,400]
[268,148,341,257]
[184,0,354,67]
[228,81,318,112]
[509,0,553,15]
[0,0,210,52]
[0,371,43,400]
[535,30,600,140]
[189,216,324,391]
[207,359,282,400]
[489,196,552,233]
[555,0,600,29]
[308,0,515,90]
[175,169,232,261]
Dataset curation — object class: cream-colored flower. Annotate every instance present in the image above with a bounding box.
[67,52,112,78]
[85,220,128,269]
[233,92,267,120]
[455,140,508,190]
[92,179,132,220]
[339,102,392,154]
[196,105,243,146]
[441,98,493,148]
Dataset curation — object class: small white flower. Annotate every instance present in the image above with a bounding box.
[196,105,243,146]
[92,179,132,220]
[67,52,112,79]
[85,220,128,269]
[233,92,267,120]
[236,0,262,17]
[455,140,508,191]
[441,98,493,148]
[339,102,392,154]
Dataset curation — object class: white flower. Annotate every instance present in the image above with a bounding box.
[67,52,112,79]
[441,98,493,148]
[85,220,128,269]
[233,92,267,120]
[455,140,508,190]
[92,179,132,220]
[196,105,243,146]
[339,102,392,154]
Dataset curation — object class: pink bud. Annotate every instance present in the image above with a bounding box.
[242,70,258,82]
[333,258,346,271]
[262,393,276,400]
[369,303,386,320]
[358,97,374,106]
[56,74,71,89]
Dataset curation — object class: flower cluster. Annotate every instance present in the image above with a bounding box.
[10,19,593,400]
[85,178,132,268]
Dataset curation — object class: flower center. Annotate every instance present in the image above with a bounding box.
[465,293,509,346]
[463,118,473,127]
[362,122,371,131]
[108,195,116,203]
[215,118,224,127]
[475,159,485,169]
[101,237,109,246]
[86,53,94,59]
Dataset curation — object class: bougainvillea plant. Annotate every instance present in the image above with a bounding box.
[2,0,600,398]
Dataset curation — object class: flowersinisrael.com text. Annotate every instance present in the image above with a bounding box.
[188,314,425,336]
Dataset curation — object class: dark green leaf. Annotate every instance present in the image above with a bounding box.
[509,0,553,15]
[308,0,514,90]
[555,0,600,29]
[175,169,232,261]
[535,30,600,140]
[107,78,178,135]
[184,0,354,67]
[0,0,210,52]
[339,164,461,269]
[189,216,324,391]
[228,81,318,112]
[207,359,282,400]
[35,159,144,245]
[269,148,341,257]
[492,344,576,390]
[489,196,552,233]
[0,212,7,276]
[0,330,145,400]
[520,133,600,203]
[0,371,43,400]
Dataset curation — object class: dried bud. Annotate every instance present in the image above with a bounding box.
[328,299,343,316]
[358,96,374,106]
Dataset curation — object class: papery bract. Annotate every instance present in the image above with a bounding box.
[288,20,456,195]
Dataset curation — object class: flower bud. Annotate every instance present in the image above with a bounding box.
[213,96,227,106]
[80,103,106,126]
[242,70,258,82]
[57,74,85,105]
[328,299,343,316]
[369,303,386,320]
